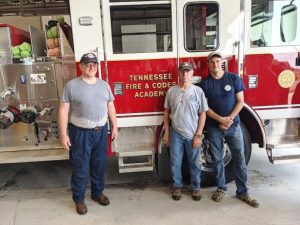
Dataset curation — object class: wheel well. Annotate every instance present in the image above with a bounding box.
[240,104,266,148]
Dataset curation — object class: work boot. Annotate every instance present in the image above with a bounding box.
[92,193,110,206]
[191,190,201,201]
[75,201,87,215]
[212,188,225,202]
[172,188,182,201]
[237,194,259,208]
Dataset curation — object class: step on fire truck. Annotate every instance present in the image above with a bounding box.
[0,0,299,185]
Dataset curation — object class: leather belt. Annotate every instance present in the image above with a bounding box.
[69,123,105,131]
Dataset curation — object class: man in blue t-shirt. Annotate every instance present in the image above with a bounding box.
[199,51,259,208]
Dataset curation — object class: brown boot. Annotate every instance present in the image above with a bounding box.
[237,194,259,208]
[212,188,225,202]
[75,201,87,215]
[172,188,182,201]
[92,193,110,206]
[191,190,201,201]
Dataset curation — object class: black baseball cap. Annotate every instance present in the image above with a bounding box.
[80,53,98,64]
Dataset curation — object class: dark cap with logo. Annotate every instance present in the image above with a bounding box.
[80,53,98,64]
[207,51,223,61]
[178,62,193,71]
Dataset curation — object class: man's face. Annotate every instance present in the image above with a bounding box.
[208,57,222,74]
[179,69,193,83]
[80,62,98,77]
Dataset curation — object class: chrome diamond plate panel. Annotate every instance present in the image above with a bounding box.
[114,126,156,154]
[265,118,300,145]
[0,27,13,64]
[62,60,76,85]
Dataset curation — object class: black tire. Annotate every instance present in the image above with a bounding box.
[182,122,251,187]
[155,142,172,182]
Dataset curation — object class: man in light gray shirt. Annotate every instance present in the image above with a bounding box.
[163,62,208,201]
[58,53,118,215]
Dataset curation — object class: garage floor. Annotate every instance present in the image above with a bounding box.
[0,144,300,225]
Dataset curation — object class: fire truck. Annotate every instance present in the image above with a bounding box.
[0,0,299,185]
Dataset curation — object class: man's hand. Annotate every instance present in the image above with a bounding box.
[219,116,234,129]
[111,127,118,141]
[60,134,71,151]
[163,133,169,146]
[192,135,202,148]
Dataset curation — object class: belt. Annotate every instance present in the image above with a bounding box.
[69,123,105,131]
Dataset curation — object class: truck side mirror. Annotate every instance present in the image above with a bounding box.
[280,3,297,42]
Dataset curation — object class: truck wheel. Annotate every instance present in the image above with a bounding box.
[182,123,251,187]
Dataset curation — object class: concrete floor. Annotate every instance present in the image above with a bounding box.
[0,145,300,225]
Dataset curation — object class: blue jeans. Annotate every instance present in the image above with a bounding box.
[169,128,201,191]
[68,123,108,203]
[206,124,248,196]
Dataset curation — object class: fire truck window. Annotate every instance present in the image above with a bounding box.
[251,0,300,47]
[184,3,219,51]
[110,4,172,54]
[280,3,297,42]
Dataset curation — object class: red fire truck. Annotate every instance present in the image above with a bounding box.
[0,0,299,185]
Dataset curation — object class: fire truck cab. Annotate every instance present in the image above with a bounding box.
[0,0,300,185]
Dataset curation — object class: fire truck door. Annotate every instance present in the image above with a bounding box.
[176,0,243,75]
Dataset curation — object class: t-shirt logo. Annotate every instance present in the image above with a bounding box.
[224,85,231,91]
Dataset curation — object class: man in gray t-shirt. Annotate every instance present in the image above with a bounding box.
[163,62,208,201]
[58,53,118,215]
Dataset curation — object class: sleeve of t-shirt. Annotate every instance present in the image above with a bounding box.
[198,80,208,97]
[198,88,209,113]
[234,75,245,93]
[106,82,115,102]
[61,82,71,103]
[164,88,171,109]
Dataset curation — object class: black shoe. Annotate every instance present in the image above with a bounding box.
[75,201,87,215]
[92,193,110,206]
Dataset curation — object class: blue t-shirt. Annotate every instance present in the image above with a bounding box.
[199,72,245,128]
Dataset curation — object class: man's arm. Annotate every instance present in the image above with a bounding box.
[163,108,171,146]
[58,101,71,150]
[192,111,206,148]
[228,91,244,118]
[108,101,118,141]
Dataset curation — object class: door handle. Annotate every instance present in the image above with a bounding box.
[40,67,50,72]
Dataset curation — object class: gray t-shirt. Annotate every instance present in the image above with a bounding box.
[164,84,208,139]
[61,77,114,128]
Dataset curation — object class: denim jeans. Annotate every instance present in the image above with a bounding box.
[68,123,108,203]
[169,128,201,191]
[206,124,248,196]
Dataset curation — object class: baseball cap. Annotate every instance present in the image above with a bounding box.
[80,53,98,64]
[207,51,223,61]
[178,62,193,71]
